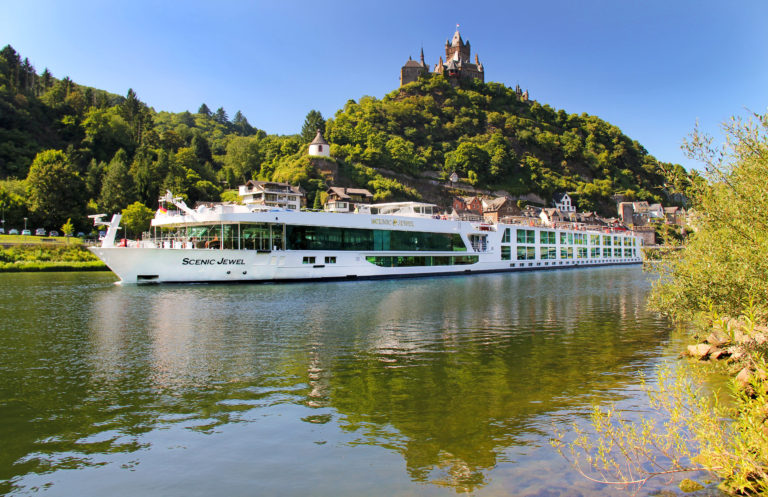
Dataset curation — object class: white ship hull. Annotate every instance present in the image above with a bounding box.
[89,246,641,284]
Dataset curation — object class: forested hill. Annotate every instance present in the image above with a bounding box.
[326,76,682,212]
[0,44,688,233]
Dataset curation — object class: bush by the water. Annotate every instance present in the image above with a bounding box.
[0,245,105,271]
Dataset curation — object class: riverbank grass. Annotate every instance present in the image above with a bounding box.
[0,234,85,245]
[0,244,106,272]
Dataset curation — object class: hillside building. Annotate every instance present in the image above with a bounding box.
[239,180,305,211]
[324,187,374,213]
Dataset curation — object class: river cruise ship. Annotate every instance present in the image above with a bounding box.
[90,193,642,284]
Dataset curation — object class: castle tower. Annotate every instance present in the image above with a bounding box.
[308,130,330,158]
[446,28,471,63]
[399,47,430,86]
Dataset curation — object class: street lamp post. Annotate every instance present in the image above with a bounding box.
[23,217,28,233]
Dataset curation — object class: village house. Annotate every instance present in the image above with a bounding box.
[324,187,374,213]
[553,192,576,212]
[482,197,520,223]
[539,208,563,227]
[239,180,305,210]
[452,196,483,214]
[664,206,686,226]
[501,205,542,226]
[631,226,657,246]
[618,201,666,226]
[450,196,484,221]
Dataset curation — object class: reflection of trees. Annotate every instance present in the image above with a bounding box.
[307,268,669,492]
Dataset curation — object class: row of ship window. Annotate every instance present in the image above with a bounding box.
[301,255,482,267]
[502,246,637,260]
[502,228,637,247]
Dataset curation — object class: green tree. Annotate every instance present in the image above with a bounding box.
[61,218,74,237]
[99,149,135,214]
[26,150,86,228]
[232,110,254,135]
[85,159,106,200]
[119,88,153,146]
[191,134,213,165]
[650,111,768,318]
[301,110,326,142]
[0,183,28,229]
[81,107,133,162]
[224,136,262,183]
[214,107,229,124]
[197,103,211,116]
[130,146,158,207]
[445,142,489,179]
[121,201,154,239]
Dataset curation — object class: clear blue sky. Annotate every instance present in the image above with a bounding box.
[2,0,766,171]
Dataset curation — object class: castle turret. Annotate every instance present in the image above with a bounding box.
[446,28,471,63]
[308,129,330,157]
[400,48,430,86]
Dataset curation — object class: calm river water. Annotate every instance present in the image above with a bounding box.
[0,267,697,496]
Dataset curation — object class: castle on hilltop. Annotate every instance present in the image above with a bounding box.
[399,27,529,100]
[400,27,485,86]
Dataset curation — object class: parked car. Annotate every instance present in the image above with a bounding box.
[76,232,85,238]
[49,230,60,237]
[0,227,5,234]
[9,228,19,235]
[35,228,46,236]
[21,229,31,236]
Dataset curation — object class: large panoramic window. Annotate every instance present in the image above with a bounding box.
[285,225,466,252]
[516,229,535,244]
[541,247,557,260]
[502,228,511,244]
[540,231,556,244]
[501,246,511,260]
[590,234,600,245]
[517,246,536,260]
[603,235,612,246]
[560,247,574,259]
[180,223,284,251]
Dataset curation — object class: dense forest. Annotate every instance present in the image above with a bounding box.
[0,44,692,234]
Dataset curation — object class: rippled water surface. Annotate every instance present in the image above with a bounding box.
[0,267,690,496]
